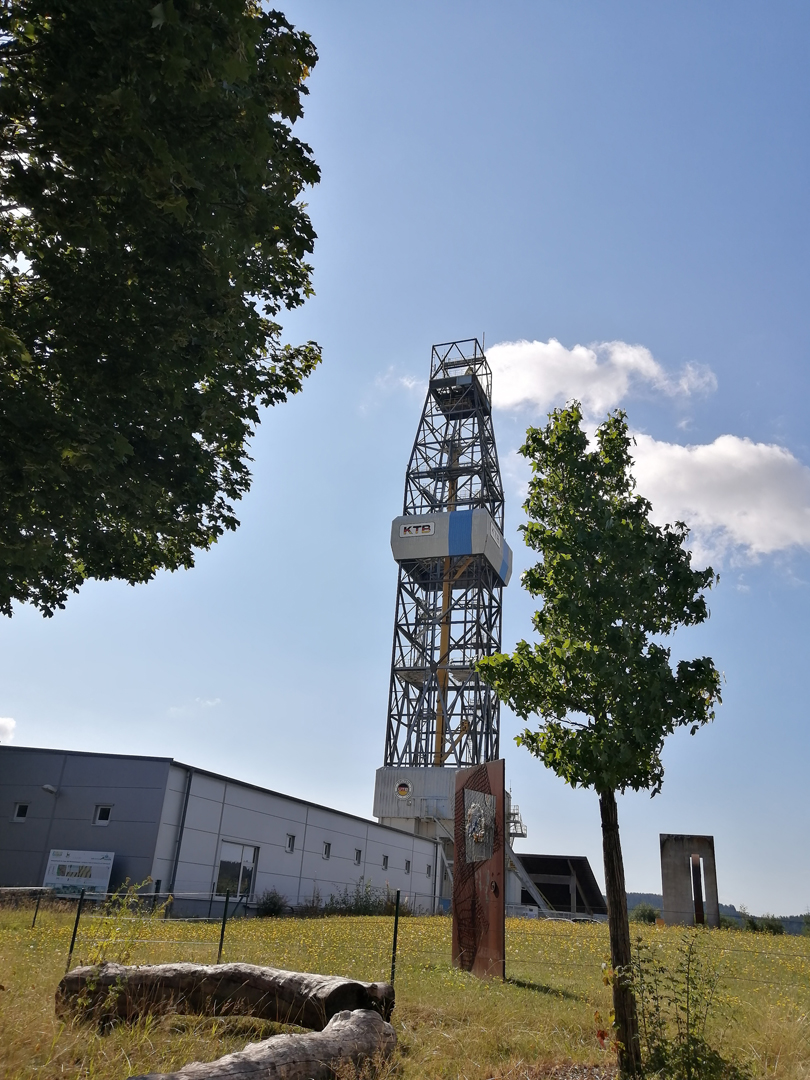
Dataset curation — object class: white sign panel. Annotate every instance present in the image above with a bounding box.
[43,849,114,896]
[399,521,435,537]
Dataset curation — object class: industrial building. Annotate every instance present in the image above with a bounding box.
[0,746,440,912]
[515,854,607,917]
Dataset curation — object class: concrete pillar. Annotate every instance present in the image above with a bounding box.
[660,834,720,928]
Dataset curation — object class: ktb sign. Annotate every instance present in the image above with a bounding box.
[399,522,435,537]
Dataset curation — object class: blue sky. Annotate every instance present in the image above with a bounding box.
[2,2,809,914]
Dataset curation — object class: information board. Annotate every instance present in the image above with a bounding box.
[43,849,114,896]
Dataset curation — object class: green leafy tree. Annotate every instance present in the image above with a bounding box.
[0,0,321,616]
[630,901,659,924]
[478,404,721,1077]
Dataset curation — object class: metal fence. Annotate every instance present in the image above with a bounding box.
[0,884,412,983]
[3,885,809,998]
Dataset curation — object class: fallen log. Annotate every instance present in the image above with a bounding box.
[56,962,394,1030]
[129,1008,396,1080]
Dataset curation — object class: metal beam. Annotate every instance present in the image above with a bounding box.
[507,844,555,915]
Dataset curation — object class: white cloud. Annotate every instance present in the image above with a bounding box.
[0,717,16,743]
[502,430,810,565]
[485,337,810,563]
[167,697,221,717]
[632,434,810,563]
[487,338,716,418]
[360,366,426,414]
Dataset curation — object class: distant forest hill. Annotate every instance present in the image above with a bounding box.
[626,892,809,936]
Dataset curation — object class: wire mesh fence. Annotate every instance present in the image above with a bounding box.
[0,883,424,981]
[3,885,810,1001]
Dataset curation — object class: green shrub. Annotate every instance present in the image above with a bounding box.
[296,886,323,917]
[256,888,288,918]
[630,901,659,924]
[744,913,784,935]
[322,882,412,917]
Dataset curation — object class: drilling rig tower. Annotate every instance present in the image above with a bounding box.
[373,339,512,891]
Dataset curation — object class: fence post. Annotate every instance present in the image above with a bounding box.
[151,879,161,912]
[390,889,401,986]
[66,889,85,972]
[31,889,43,929]
[217,890,230,964]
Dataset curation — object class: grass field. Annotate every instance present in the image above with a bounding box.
[1,903,809,1079]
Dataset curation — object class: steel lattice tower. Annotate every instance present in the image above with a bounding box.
[383,339,512,770]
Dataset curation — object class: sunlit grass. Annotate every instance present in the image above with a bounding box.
[1,904,809,1079]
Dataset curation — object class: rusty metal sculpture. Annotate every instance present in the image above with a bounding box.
[452,759,505,978]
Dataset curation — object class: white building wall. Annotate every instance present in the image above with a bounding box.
[150,764,188,891]
[171,770,438,911]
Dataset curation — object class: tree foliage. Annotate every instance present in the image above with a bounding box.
[0,0,321,616]
[478,404,722,797]
[478,403,722,1076]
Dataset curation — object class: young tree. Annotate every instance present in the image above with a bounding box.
[0,0,321,616]
[478,404,721,1077]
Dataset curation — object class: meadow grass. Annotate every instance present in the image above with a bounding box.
[1,903,809,1079]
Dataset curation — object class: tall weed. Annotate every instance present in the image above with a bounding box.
[631,930,750,1079]
[81,878,171,967]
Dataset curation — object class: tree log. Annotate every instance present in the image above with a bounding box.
[130,1008,396,1080]
[56,962,394,1031]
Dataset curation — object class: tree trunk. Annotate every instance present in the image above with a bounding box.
[129,1007,396,1080]
[599,788,641,1077]
[56,962,394,1031]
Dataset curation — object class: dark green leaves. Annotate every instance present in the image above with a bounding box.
[0,0,321,615]
[478,404,721,795]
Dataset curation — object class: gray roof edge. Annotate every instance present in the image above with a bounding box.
[0,745,174,765]
[1,745,439,848]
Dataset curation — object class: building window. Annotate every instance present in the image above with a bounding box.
[405,859,411,874]
[382,854,388,870]
[426,864,431,878]
[354,848,362,865]
[286,834,295,853]
[323,841,331,859]
[93,805,112,825]
[216,842,258,897]
[12,803,28,822]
